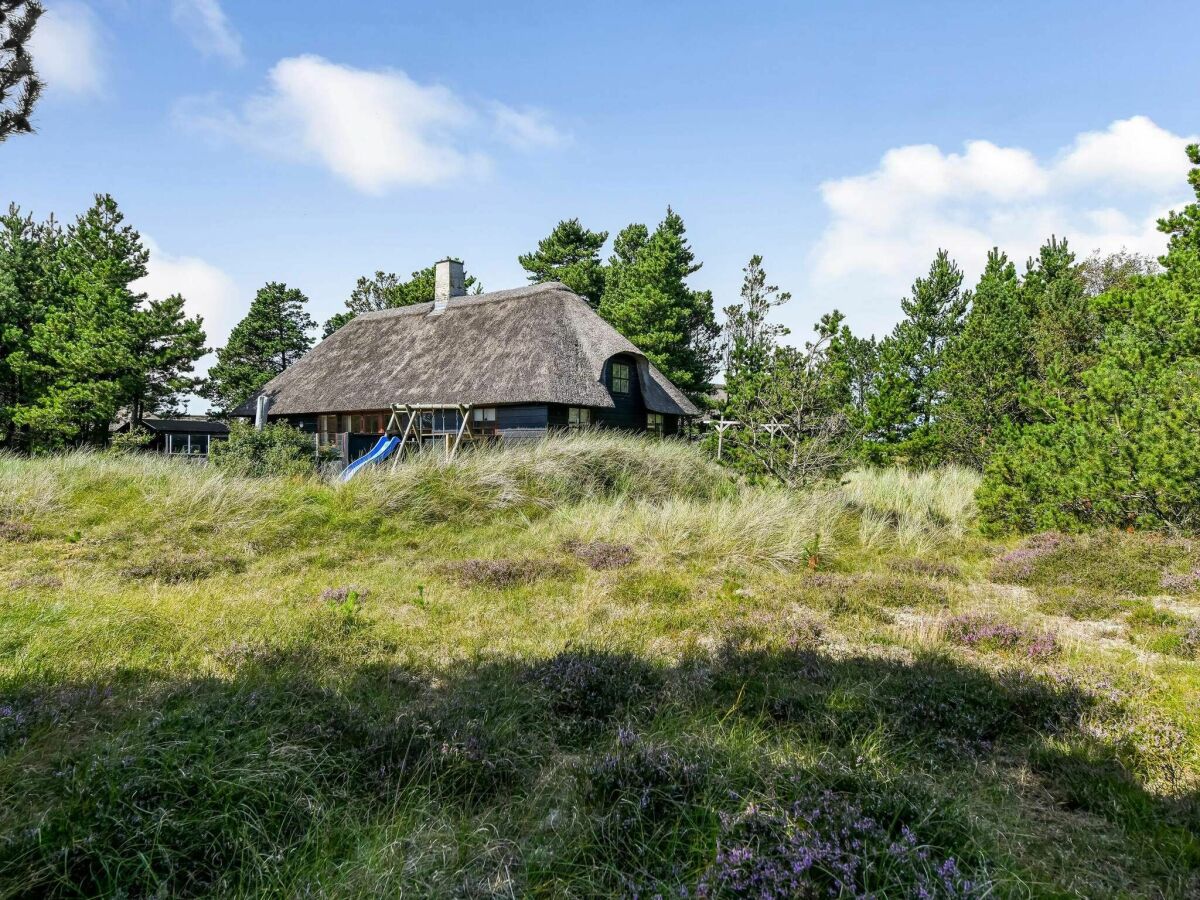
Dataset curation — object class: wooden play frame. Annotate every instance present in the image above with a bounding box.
[385,403,478,462]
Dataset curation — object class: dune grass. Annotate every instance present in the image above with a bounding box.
[0,438,1197,897]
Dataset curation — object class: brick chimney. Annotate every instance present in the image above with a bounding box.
[433,258,465,311]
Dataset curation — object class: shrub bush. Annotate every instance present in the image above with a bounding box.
[209,421,324,477]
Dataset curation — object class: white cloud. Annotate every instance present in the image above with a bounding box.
[29,2,104,95]
[171,0,244,66]
[491,103,569,150]
[810,116,1198,338]
[133,239,241,385]
[178,55,564,193]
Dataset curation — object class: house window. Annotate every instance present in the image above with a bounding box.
[611,361,631,394]
[472,407,497,432]
[318,414,338,435]
[567,407,591,428]
[190,435,208,455]
[169,434,188,454]
[647,412,664,435]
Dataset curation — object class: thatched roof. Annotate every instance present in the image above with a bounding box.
[235,282,700,417]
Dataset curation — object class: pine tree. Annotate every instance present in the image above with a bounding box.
[518,218,608,306]
[937,249,1030,466]
[127,294,207,422]
[13,195,151,446]
[598,208,719,395]
[1158,144,1200,262]
[0,1,43,141]
[322,265,479,337]
[1,196,207,447]
[204,282,315,414]
[979,145,1200,531]
[865,249,968,463]
[818,310,878,424]
[0,203,59,449]
[722,255,790,412]
[1022,236,1094,407]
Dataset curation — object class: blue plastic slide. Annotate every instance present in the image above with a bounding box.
[339,435,401,482]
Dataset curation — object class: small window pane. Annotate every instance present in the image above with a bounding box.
[568,407,590,427]
[611,362,631,393]
[473,407,496,423]
[647,413,664,435]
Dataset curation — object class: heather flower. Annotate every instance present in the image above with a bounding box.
[320,585,368,603]
[527,649,658,723]
[945,614,1060,659]
[442,558,571,587]
[564,539,637,570]
[989,532,1065,583]
[1160,569,1200,593]
[695,790,983,898]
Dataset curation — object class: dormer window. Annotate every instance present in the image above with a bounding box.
[611,361,631,394]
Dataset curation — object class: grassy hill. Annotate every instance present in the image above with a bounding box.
[1,433,1197,897]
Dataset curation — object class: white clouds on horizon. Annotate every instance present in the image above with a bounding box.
[177,55,566,193]
[29,2,105,96]
[171,0,244,66]
[810,116,1197,337]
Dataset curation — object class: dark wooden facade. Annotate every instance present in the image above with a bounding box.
[113,418,229,456]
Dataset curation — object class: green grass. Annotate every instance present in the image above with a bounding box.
[1,439,1197,897]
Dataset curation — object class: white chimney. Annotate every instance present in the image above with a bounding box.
[255,395,270,430]
[433,258,465,311]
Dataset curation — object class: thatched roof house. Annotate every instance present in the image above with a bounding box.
[237,261,699,457]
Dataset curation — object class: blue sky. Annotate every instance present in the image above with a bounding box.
[5,0,1199,398]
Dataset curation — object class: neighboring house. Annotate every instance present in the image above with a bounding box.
[235,259,699,461]
[114,417,229,456]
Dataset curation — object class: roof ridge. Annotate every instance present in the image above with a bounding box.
[357,281,571,321]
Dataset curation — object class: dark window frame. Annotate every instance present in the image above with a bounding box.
[611,361,632,394]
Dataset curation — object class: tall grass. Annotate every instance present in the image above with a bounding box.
[354,430,734,522]
[840,466,981,552]
[0,442,981,569]
[560,488,851,570]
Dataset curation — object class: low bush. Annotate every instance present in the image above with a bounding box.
[1125,602,1200,659]
[209,421,326,477]
[990,530,1193,595]
[526,649,660,724]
